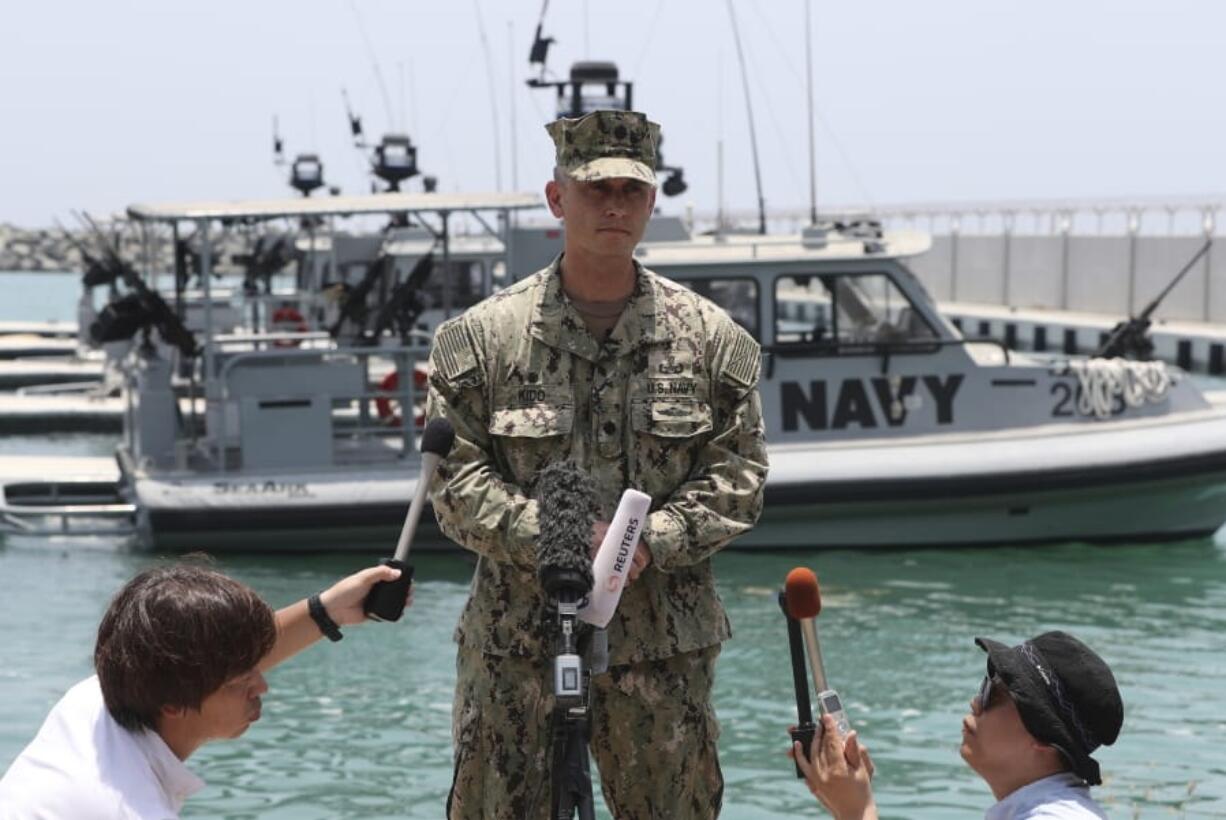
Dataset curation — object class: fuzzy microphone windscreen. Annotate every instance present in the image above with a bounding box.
[534,461,597,597]
[420,417,456,457]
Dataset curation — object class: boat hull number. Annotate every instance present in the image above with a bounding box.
[1050,381,1127,418]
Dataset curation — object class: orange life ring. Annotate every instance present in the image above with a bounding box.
[374,366,429,428]
[270,306,308,347]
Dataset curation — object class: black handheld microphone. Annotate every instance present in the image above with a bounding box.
[364,416,455,621]
[533,461,596,606]
[779,589,817,777]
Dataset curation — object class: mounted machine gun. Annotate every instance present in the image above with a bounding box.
[1095,239,1213,360]
[70,214,199,359]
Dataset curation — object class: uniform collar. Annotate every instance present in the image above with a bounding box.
[530,255,668,361]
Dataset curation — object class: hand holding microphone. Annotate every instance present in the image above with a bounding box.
[789,713,878,820]
[323,564,415,625]
[363,416,456,622]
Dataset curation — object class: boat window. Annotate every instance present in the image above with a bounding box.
[684,277,759,338]
[425,261,486,309]
[491,260,509,290]
[773,272,936,350]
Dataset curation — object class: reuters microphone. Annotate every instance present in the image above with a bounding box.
[784,567,851,738]
[578,488,651,628]
[364,417,456,622]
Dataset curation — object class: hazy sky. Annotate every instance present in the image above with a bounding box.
[3,0,1224,226]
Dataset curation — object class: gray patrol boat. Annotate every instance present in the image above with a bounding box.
[5,202,1226,549]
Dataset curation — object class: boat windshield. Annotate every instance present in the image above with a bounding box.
[686,276,759,338]
[424,260,488,310]
[774,272,936,350]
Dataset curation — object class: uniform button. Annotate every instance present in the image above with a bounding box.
[603,421,617,435]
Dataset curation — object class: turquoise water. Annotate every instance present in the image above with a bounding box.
[3,273,1226,817]
[2,507,1225,819]
[0,270,85,324]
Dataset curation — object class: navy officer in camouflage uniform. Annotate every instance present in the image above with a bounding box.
[426,109,769,819]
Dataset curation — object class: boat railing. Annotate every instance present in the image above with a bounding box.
[188,342,431,475]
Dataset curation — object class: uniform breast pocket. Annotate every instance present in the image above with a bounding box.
[489,403,574,485]
[630,398,713,487]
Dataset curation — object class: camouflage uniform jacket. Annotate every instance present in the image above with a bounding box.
[426,257,769,666]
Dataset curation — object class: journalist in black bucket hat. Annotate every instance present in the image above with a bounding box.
[974,631,1123,785]
[790,629,1123,820]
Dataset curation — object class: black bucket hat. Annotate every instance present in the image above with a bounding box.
[974,631,1123,785]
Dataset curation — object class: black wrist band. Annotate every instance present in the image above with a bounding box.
[308,594,343,642]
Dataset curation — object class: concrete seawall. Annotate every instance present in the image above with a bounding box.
[909,234,1223,324]
[0,223,243,273]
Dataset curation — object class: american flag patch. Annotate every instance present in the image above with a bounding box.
[722,329,760,388]
[435,322,477,381]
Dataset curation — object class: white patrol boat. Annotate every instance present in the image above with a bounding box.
[623,223,1226,547]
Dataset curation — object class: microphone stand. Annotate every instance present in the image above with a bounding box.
[547,582,597,820]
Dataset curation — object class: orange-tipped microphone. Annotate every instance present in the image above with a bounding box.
[784,567,850,737]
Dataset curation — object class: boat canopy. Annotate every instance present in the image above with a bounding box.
[127,191,543,223]
[634,229,932,266]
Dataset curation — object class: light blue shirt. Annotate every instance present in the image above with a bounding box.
[986,772,1107,819]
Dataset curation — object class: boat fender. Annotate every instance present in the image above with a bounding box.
[1066,358,1173,419]
[375,369,428,428]
[270,305,308,348]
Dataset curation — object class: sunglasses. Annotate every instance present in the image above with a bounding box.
[977,675,1004,712]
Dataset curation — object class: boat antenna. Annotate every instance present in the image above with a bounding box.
[725,0,767,235]
[341,88,424,198]
[509,20,519,194]
[716,53,725,233]
[472,0,503,191]
[272,115,285,165]
[804,0,818,227]
[527,0,555,84]
[269,115,326,197]
[342,88,364,147]
[347,0,395,131]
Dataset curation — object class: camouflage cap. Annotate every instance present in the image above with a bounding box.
[546,110,660,185]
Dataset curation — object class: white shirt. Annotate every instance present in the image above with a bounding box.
[0,676,204,820]
[986,772,1108,819]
